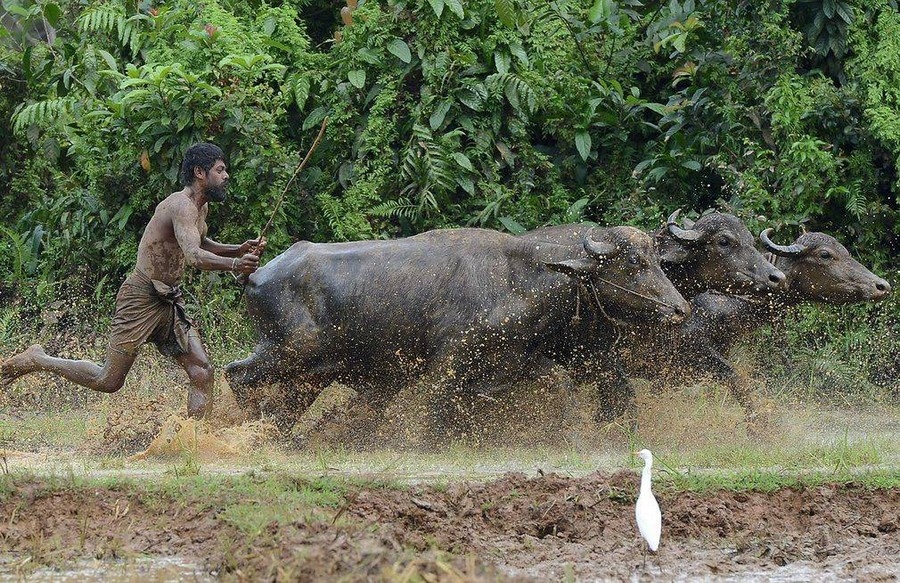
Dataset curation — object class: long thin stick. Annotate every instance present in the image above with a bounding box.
[235,116,329,289]
[258,116,329,243]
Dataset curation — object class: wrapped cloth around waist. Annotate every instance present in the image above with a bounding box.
[110,270,194,356]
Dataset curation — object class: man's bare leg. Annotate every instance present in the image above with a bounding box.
[175,335,214,419]
[1,344,135,393]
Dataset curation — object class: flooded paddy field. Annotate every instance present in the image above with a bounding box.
[0,358,898,581]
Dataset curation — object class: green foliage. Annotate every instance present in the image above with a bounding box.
[0,0,896,382]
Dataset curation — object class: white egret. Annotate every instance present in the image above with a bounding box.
[634,448,661,566]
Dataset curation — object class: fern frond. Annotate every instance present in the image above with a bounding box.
[370,198,419,219]
[845,183,867,218]
[78,4,123,35]
[12,98,76,135]
[79,3,143,54]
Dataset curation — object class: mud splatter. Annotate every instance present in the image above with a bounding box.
[129,416,278,461]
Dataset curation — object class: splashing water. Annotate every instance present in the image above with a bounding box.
[129,415,277,461]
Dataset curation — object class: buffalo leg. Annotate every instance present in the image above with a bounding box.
[691,343,745,405]
[592,353,635,425]
[224,342,285,415]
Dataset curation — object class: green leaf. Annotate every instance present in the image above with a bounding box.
[427,0,445,17]
[498,216,526,235]
[835,1,853,24]
[444,0,464,19]
[495,141,515,166]
[681,160,701,171]
[348,69,366,89]
[43,2,62,27]
[588,0,612,24]
[495,0,516,27]
[457,89,483,111]
[97,49,119,73]
[452,152,474,171]
[575,131,591,161]
[494,51,510,74]
[293,76,311,110]
[121,77,152,88]
[456,175,475,195]
[358,48,382,65]
[387,38,412,63]
[7,4,32,18]
[303,106,328,131]
[429,100,452,130]
[508,41,529,66]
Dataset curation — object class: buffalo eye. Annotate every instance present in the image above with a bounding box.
[718,237,732,248]
[819,249,833,260]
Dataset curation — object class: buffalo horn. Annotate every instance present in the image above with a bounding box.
[667,209,703,243]
[583,236,617,260]
[760,228,805,257]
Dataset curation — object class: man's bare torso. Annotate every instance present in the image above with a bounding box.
[135,190,208,286]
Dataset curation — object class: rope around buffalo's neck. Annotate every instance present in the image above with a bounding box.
[591,276,681,311]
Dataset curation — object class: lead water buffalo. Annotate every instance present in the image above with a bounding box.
[225,227,690,444]
[667,229,892,403]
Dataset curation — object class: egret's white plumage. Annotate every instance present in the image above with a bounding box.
[635,449,661,552]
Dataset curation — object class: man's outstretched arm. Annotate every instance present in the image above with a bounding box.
[173,205,260,273]
[200,236,266,258]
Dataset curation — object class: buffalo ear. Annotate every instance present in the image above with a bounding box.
[659,245,691,264]
[545,258,595,280]
[656,233,691,264]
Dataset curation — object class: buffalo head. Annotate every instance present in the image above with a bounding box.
[760,229,891,303]
[658,210,785,295]
[545,226,691,324]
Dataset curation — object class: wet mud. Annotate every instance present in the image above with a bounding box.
[0,472,897,581]
[1,349,898,580]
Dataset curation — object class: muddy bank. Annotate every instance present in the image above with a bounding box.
[0,472,897,581]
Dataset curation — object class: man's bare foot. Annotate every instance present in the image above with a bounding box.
[0,344,46,387]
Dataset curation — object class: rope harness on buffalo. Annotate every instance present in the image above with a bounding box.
[571,275,684,362]
[571,276,681,325]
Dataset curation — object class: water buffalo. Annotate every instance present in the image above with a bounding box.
[225,227,690,444]
[518,210,785,419]
[521,211,785,296]
[657,210,786,295]
[667,230,891,401]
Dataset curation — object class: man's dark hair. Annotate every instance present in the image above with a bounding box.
[180,143,225,186]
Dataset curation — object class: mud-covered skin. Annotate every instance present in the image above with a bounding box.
[656,212,786,295]
[226,227,690,443]
[611,231,891,425]
[522,213,785,298]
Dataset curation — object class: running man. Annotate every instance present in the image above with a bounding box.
[1,143,266,418]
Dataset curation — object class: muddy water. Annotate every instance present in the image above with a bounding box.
[0,556,211,582]
[1,372,898,581]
